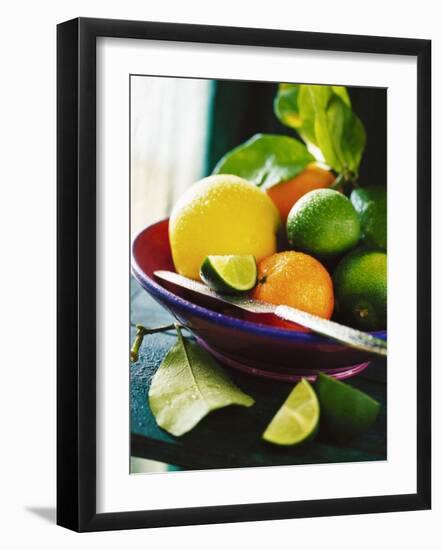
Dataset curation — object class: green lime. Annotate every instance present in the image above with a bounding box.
[316,373,381,443]
[286,189,360,259]
[350,185,387,250]
[200,254,257,293]
[333,247,387,331]
[262,379,319,446]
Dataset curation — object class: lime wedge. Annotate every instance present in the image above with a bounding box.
[262,379,319,446]
[316,373,380,443]
[200,255,257,293]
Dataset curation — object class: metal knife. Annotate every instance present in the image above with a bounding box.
[154,270,387,358]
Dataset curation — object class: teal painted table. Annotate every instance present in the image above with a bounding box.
[131,279,387,470]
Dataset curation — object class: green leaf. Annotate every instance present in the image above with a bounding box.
[296,86,321,146]
[273,85,302,129]
[274,85,316,145]
[331,86,351,106]
[149,328,254,436]
[327,96,366,176]
[213,133,314,189]
[274,84,366,177]
[308,86,343,172]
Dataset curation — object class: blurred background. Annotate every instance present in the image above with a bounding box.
[130,76,387,473]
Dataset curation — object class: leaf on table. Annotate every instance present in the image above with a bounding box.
[148,329,255,436]
[213,133,314,189]
[274,84,366,177]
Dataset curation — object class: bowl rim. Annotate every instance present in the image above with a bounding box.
[131,219,387,344]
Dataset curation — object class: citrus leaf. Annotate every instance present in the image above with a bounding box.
[331,86,351,106]
[327,97,366,176]
[296,86,321,147]
[318,94,366,176]
[149,328,254,436]
[273,85,302,129]
[309,86,344,172]
[274,84,317,145]
[274,84,366,177]
[213,133,314,190]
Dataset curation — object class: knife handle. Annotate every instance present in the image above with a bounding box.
[275,305,387,358]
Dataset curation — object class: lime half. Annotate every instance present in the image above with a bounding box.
[262,379,319,446]
[200,254,257,293]
[316,373,381,443]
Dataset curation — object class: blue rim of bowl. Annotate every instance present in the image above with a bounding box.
[131,221,387,344]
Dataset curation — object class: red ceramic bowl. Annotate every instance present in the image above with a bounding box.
[131,219,387,382]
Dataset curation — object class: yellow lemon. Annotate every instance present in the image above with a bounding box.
[169,175,280,280]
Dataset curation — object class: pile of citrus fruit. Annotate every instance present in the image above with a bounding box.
[169,170,387,332]
[154,84,387,448]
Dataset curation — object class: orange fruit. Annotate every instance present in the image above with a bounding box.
[266,164,335,222]
[252,251,334,331]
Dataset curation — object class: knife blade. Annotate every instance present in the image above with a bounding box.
[154,270,387,358]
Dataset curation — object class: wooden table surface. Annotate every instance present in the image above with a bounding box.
[130,279,387,470]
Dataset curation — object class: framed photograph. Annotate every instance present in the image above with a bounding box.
[57,17,431,532]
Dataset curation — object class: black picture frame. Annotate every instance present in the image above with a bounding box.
[57,17,431,532]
